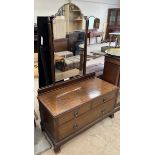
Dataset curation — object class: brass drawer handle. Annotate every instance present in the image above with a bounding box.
[101,109,106,114]
[102,98,106,103]
[74,111,78,118]
[73,124,78,129]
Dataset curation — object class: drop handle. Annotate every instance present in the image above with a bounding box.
[74,111,78,118]
[73,124,78,129]
[101,109,106,114]
[102,98,106,103]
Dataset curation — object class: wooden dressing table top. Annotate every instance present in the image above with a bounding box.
[38,78,117,117]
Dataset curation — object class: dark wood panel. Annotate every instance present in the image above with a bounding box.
[105,8,120,40]
[102,54,120,116]
[37,17,54,88]
[54,38,69,52]
[103,55,120,86]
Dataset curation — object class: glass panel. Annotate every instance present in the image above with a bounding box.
[54,44,84,82]
[109,10,116,26]
[88,16,94,29]
[53,16,84,82]
[53,3,85,82]
[116,11,120,26]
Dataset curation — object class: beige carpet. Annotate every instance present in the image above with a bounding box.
[38,111,120,155]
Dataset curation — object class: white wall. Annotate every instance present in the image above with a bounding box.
[34,0,120,31]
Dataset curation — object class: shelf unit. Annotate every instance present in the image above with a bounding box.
[57,3,83,33]
[105,8,120,40]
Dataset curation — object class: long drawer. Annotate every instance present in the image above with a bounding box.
[58,98,115,140]
[57,101,91,126]
[57,90,116,126]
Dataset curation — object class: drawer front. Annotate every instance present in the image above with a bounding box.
[58,107,101,140]
[58,99,115,140]
[57,102,91,126]
[100,98,115,115]
[58,119,76,140]
[92,90,117,108]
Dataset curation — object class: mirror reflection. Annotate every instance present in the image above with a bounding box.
[53,3,85,82]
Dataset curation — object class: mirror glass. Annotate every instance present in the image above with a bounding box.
[88,16,95,29]
[53,4,85,82]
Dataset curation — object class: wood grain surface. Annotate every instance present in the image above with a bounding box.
[38,78,117,117]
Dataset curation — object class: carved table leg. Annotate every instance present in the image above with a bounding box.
[54,145,61,153]
[109,114,114,118]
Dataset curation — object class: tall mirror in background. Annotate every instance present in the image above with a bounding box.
[88,16,95,29]
[85,16,105,78]
[87,16,102,44]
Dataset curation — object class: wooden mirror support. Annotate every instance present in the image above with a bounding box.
[83,16,88,75]
[37,17,54,88]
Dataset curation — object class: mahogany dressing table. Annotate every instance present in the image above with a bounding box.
[37,16,118,153]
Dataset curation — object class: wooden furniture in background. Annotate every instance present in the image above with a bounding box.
[105,8,120,40]
[38,74,118,153]
[54,38,69,52]
[102,54,120,112]
[87,30,103,44]
[102,54,120,86]
[56,3,83,33]
[53,16,66,39]
[87,17,103,44]
[109,32,120,47]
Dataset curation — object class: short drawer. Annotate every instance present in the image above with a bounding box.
[58,106,101,140]
[57,102,91,126]
[99,98,115,115]
[92,90,117,108]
